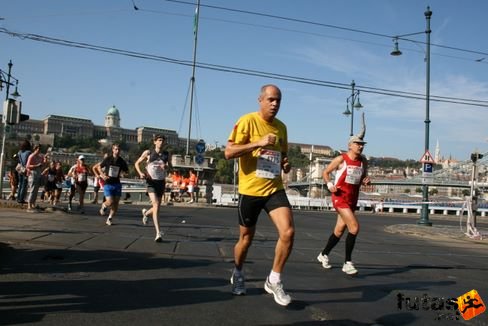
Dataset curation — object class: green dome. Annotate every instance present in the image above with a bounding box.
[107,105,120,117]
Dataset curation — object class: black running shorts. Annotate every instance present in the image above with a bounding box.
[237,189,291,227]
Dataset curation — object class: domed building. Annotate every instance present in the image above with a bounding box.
[100,105,124,144]
[15,104,198,154]
[105,105,121,128]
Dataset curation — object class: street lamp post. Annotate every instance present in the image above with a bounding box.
[0,60,21,198]
[342,80,363,137]
[391,7,432,226]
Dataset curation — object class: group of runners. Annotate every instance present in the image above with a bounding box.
[12,84,370,308]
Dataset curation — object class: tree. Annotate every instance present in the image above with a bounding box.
[288,145,309,169]
[368,157,421,169]
[331,150,341,157]
[205,148,233,183]
[214,158,234,184]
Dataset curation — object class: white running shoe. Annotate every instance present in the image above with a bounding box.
[105,217,112,226]
[142,208,148,225]
[342,261,358,275]
[99,205,108,216]
[264,277,291,306]
[317,253,332,269]
[155,232,162,242]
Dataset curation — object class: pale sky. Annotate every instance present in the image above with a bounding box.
[1,0,488,161]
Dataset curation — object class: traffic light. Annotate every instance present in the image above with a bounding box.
[2,99,27,125]
[471,153,483,163]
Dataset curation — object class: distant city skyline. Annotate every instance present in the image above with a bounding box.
[9,104,454,162]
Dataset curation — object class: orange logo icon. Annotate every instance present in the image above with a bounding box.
[457,289,485,320]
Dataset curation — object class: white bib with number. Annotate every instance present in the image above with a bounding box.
[256,149,281,179]
[345,166,362,184]
[108,165,120,178]
[147,161,166,180]
[77,173,87,182]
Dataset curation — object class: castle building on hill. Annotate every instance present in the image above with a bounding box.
[4,105,196,150]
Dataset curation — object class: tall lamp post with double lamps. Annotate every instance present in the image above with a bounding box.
[390,7,432,226]
[0,60,21,198]
[342,80,363,136]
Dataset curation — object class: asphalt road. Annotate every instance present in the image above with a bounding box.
[1,202,487,325]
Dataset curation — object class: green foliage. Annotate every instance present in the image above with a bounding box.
[331,150,341,157]
[215,158,234,184]
[288,145,309,169]
[168,145,187,156]
[206,148,233,183]
[368,157,421,169]
[54,134,99,151]
[205,147,225,160]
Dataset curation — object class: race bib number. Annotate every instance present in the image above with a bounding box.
[108,165,120,178]
[345,166,362,184]
[77,173,87,182]
[256,149,281,179]
[147,161,166,180]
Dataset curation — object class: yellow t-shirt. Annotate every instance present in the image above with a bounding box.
[228,112,288,197]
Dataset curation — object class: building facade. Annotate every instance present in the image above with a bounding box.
[2,105,198,150]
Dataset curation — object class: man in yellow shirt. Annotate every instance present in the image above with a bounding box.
[224,84,294,306]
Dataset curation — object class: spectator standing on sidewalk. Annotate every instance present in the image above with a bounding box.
[94,143,129,226]
[224,84,294,306]
[16,140,31,204]
[375,199,384,213]
[178,173,189,202]
[317,113,370,276]
[25,144,45,212]
[7,166,18,201]
[187,169,198,203]
[169,170,181,202]
[135,134,170,242]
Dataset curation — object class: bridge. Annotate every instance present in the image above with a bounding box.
[287,153,488,197]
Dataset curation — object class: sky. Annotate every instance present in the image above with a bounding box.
[1,0,488,161]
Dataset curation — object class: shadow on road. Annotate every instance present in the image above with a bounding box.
[0,242,230,325]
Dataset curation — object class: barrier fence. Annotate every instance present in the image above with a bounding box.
[3,183,487,218]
